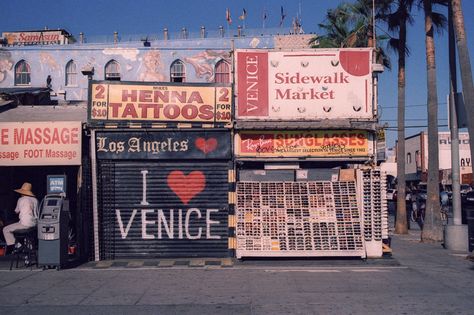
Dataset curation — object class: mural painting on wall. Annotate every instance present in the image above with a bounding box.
[0,51,13,83]
[39,52,60,72]
[139,51,166,82]
[184,50,231,82]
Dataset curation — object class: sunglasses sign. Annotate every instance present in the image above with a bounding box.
[235,130,372,158]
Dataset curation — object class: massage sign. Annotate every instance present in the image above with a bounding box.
[89,82,232,123]
[0,121,81,166]
[96,131,230,242]
[236,48,374,120]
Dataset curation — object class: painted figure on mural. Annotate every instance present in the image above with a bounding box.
[139,50,166,82]
[183,50,231,82]
[0,51,13,83]
[39,52,60,72]
[2,183,38,255]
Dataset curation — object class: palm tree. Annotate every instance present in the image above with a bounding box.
[451,0,474,185]
[380,0,416,234]
[311,3,355,48]
[421,0,448,242]
[310,0,391,69]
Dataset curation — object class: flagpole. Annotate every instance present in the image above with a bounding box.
[262,8,266,29]
[226,8,231,37]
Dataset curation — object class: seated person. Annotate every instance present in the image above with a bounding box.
[2,183,38,254]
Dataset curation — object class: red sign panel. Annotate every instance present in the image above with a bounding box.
[236,51,269,116]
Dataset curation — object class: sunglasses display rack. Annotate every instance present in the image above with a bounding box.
[236,181,366,258]
[358,168,389,257]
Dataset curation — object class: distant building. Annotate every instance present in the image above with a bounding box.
[396,131,472,184]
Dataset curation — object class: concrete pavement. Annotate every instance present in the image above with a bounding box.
[0,227,473,314]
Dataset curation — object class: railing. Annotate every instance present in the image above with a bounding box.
[73,27,306,44]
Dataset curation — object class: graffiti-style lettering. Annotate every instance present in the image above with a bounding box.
[116,208,221,240]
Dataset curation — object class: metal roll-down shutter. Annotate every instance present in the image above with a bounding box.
[98,161,229,259]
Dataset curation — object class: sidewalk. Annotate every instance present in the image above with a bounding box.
[0,224,473,315]
[0,223,470,271]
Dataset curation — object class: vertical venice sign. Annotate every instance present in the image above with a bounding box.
[88,81,232,124]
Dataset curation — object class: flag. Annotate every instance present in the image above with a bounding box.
[263,9,268,21]
[239,8,247,20]
[226,8,232,24]
[279,6,286,27]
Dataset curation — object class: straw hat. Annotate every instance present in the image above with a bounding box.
[14,182,35,197]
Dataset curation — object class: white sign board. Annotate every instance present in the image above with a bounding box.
[0,121,82,166]
[236,48,374,120]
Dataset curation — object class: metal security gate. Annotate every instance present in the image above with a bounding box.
[236,181,366,258]
[98,161,229,259]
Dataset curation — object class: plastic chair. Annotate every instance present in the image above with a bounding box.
[10,227,37,270]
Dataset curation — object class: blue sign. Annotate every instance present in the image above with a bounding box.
[47,175,67,195]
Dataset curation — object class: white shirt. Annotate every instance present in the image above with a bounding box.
[14,196,38,227]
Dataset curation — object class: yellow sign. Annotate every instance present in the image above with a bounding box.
[90,82,232,123]
[236,130,372,158]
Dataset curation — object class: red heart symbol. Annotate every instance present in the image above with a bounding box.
[167,170,206,205]
[195,137,218,154]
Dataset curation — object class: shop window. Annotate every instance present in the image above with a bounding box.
[65,60,77,86]
[170,60,185,82]
[407,152,412,164]
[14,60,31,86]
[214,60,230,83]
[105,60,121,81]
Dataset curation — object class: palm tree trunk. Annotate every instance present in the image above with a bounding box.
[395,19,408,234]
[422,0,443,242]
[451,0,474,185]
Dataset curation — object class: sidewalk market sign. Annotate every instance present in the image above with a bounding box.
[0,121,82,166]
[88,81,232,124]
[236,48,374,120]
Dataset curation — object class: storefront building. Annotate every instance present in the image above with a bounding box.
[233,48,388,258]
[1,28,389,260]
[0,104,90,261]
[87,81,233,260]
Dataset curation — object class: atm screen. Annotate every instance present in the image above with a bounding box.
[46,199,58,206]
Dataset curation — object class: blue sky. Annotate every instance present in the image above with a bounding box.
[2,0,474,148]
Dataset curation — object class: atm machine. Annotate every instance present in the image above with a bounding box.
[37,194,70,270]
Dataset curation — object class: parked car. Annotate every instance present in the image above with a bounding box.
[460,184,473,198]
